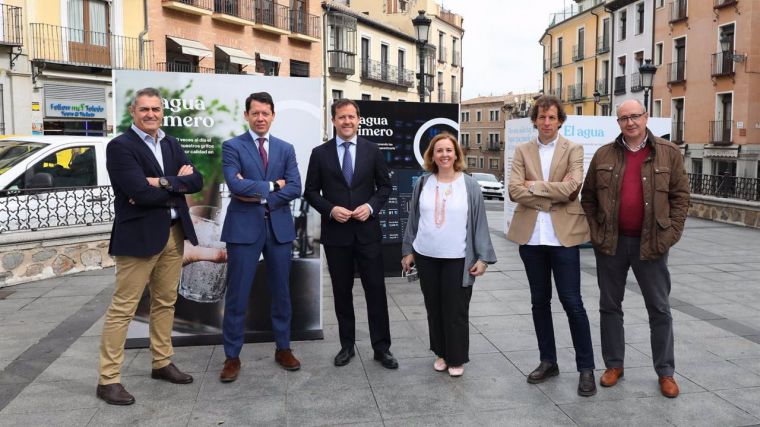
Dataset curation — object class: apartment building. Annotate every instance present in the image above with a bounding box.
[607,0,655,112]
[541,0,612,116]
[152,0,321,78]
[0,0,28,134]
[460,95,508,180]
[346,0,464,104]
[323,1,417,103]
[653,0,760,178]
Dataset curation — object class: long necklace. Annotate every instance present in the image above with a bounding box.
[434,180,453,228]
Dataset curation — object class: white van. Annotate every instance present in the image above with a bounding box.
[0,136,113,232]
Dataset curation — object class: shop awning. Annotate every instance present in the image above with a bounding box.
[257,53,282,63]
[167,36,211,58]
[216,45,255,66]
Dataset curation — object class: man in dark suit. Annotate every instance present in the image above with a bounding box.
[304,99,397,369]
[98,87,203,405]
[219,92,302,383]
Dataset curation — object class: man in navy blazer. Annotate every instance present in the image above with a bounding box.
[98,87,203,406]
[219,92,302,382]
[304,99,397,369]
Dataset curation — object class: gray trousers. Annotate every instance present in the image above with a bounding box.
[595,235,675,377]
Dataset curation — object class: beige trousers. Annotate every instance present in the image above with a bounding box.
[98,224,185,385]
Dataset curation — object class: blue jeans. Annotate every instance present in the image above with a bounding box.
[519,244,595,371]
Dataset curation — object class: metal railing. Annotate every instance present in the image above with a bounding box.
[290,10,320,38]
[214,0,255,21]
[437,89,446,103]
[669,0,688,23]
[710,120,733,145]
[30,23,154,69]
[164,0,214,9]
[671,121,685,144]
[0,4,23,46]
[328,51,355,75]
[549,87,563,101]
[568,83,585,101]
[360,58,414,87]
[438,46,447,63]
[157,61,215,73]
[596,78,609,96]
[711,51,735,77]
[572,45,584,62]
[0,186,115,233]
[596,36,609,54]
[630,72,643,92]
[254,0,289,31]
[552,52,561,68]
[614,75,626,95]
[452,50,461,66]
[668,61,686,83]
[689,173,760,202]
[714,0,738,8]
[451,91,459,103]
[486,143,501,151]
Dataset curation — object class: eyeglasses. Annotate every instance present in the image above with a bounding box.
[616,113,646,123]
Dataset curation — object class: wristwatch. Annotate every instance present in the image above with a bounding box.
[272,181,281,191]
[159,177,171,190]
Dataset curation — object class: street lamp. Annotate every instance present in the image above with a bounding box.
[638,59,657,112]
[593,90,601,115]
[412,10,431,103]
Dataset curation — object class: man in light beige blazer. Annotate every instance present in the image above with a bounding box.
[506,95,595,397]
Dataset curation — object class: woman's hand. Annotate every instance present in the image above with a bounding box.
[469,260,488,277]
[401,254,415,273]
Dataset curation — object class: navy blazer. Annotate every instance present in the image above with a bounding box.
[106,128,203,257]
[220,132,301,244]
[303,137,392,246]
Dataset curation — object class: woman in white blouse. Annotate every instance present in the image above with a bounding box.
[401,133,496,377]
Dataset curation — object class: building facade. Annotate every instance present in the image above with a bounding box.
[653,0,760,178]
[541,0,612,116]
[0,0,29,135]
[460,95,508,180]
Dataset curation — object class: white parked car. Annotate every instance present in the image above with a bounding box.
[471,172,505,200]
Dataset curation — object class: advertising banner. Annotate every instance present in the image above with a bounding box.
[354,101,459,275]
[113,70,323,347]
[504,115,672,233]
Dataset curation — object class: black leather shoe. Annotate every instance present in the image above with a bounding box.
[334,347,355,367]
[527,361,559,384]
[373,350,399,369]
[96,383,135,405]
[578,370,597,397]
[151,363,193,384]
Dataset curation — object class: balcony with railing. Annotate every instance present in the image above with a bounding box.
[596,78,609,96]
[668,61,686,83]
[568,83,585,102]
[253,0,290,35]
[572,45,584,62]
[671,121,685,144]
[669,0,687,23]
[451,91,460,103]
[596,36,609,54]
[614,75,626,95]
[289,10,320,41]
[630,72,643,92]
[212,0,255,25]
[486,142,501,151]
[328,51,355,75]
[360,58,414,87]
[0,4,23,46]
[162,0,213,15]
[689,173,760,202]
[714,0,737,9]
[452,50,461,67]
[438,46,448,63]
[157,61,215,73]
[30,23,154,70]
[710,120,733,146]
[552,52,561,68]
[711,51,735,77]
[437,89,446,103]
[549,87,563,101]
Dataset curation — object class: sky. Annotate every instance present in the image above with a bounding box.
[439,0,568,100]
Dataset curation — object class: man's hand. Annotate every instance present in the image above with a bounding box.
[469,260,488,277]
[146,177,160,187]
[524,180,535,188]
[236,173,244,180]
[351,204,371,222]
[563,173,573,182]
[330,206,353,223]
[276,179,286,188]
[177,165,194,176]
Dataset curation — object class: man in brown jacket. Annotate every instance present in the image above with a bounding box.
[581,99,690,398]
[507,95,596,397]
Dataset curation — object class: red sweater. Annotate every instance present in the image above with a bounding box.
[618,145,651,237]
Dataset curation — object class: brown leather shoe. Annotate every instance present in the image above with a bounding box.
[600,367,624,387]
[151,362,193,384]
[96,383,135,405]
[220,357,241,383]
[275,349,301,371]
[659,376,680,398]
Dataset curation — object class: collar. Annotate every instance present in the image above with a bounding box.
[131,124,165,144]
[621,135,648,152]
[337,136,357,146]
[536,134,558,149]
[249,129,270,142]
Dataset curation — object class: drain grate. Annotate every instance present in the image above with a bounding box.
[0,290,14,300]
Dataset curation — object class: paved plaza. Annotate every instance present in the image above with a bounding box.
[2,207,760,426]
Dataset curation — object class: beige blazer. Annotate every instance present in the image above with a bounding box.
[506,135,590,247]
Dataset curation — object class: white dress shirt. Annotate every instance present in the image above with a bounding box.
[131,124,177,219]
[526,136,561,246]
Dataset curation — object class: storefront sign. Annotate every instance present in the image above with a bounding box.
[45,99,107,118]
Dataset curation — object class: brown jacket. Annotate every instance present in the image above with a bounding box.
[507,136,590,247]
[580,129,690,260]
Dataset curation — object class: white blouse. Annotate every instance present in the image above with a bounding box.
[412,174,468,258]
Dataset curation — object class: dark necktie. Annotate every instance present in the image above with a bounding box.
[341,141,353,186]
[257,137,268,170]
